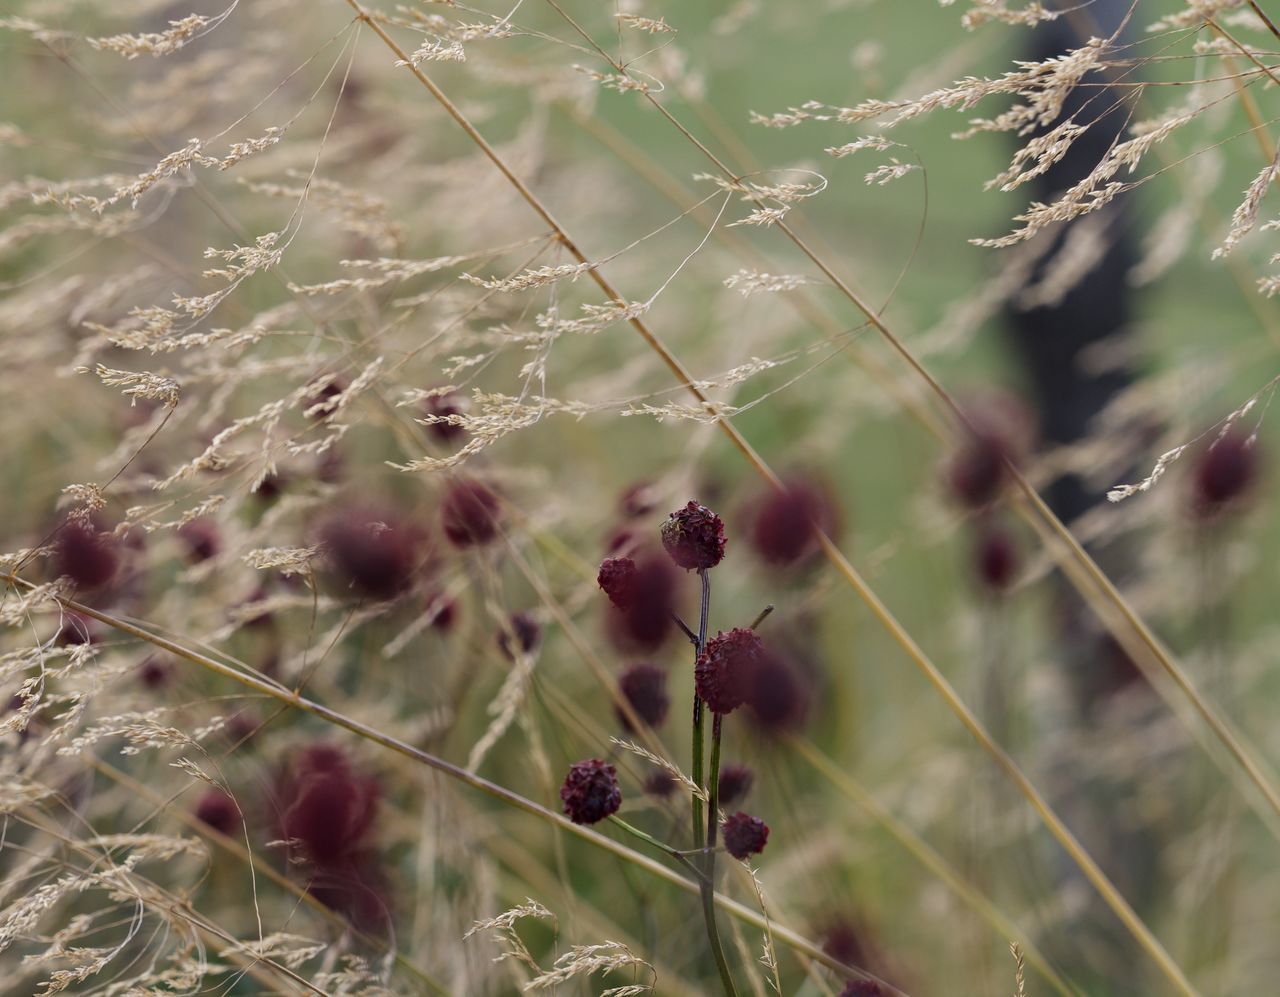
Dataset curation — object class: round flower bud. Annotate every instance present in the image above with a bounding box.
[944,431,1009,509]
[660,501,726,571]
[559,758,621,825]
[597,556,637,610]
[696,628,764,715]
[615,662,669,731]
[748,478,837,567]
[194,789,240,836]
[423,390,467,444]
[643,770,677,799]
[717,763,754,807]
[497,612,541,660]
[177,518,220,564]
[721,811,769,860]
[441,480,501,547]
[321,507,422,601]
[1191,428,1259,519]
[56,518,119,590]
[973,522,1018,593]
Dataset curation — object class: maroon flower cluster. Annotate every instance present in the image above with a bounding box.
[194,789,240,836]
[973,522,1018,592]
[560,758,621,825]
[837,982,881,997]
[615,662,669,731]
[422,389,467,444]
[278,744,379,868]
[721,811,769,860]
[441,479,502,547]
[695,628,764,715]
[177,518,220,564]
[944,430,1010,509]
[597,556,637,610]
[1191,428,1259,519]
[56,517,119,591]
[717,763,754,807]
[321,507,423,600]
[497,611,541,659]
[660,501,726,571]
[604,553,679,651]
[747,478,838,567]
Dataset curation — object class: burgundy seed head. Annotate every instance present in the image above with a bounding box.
[944,431,1009,509]
[838,983,881,997]
[597,556,637,610]
[56,518,119,590]
[605,527,642,556]
[279,744,379,868]
[423,391,467,444]
[619,481,659,519]
[606,553,678,652]
[194,790,240,836]
[746,652,811,733]
[615,662,669,731]
[721,811,769,860]
[177,518,220,564]
[717,763,754,807]
[497,612,541,659]
[321,507,422,601]
[441,480,501,547]
[137,657,171,689]
[973,522,1018,592]
[660,501,726,571]
[696,628,765,715]
[643,770,677,799]
[1192,428,1259,518]
[560,758,621,825]
[749,479,837,567]
[255,472,286,501]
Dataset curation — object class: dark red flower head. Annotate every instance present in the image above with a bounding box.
[137,657,172,689]
[944,430,1010,509]
[321,507,422,601]
[598,556,638,610]
[497,611,541,659]
[616,662,669,731]
[746,652,811,733]
[1191,428,1259,519]
[606,553,678,651]
[177,518,220,564]
[643,769,677,799]
[696,628,765,715]
[748,478,838,567]
[56,518,119,590]
[422,390,467,444]
[441,480,501,547]
[560,758,621,825]
[194,789,240,836]
[717,763,754,807]
[279,744,379,868]
[721,811,769,860]
[660,501,726,571]
[837,982,881,997]
[973,522,1018,592]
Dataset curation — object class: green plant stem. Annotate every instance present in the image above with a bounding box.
[686,569,738,997]
[707,714,724,849]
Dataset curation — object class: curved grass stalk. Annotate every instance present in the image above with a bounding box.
[534,0,1280,841]
[332,9,1199,992]
[87,756,451,995]
[2,576,867,983]
[789,737,1078,997]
